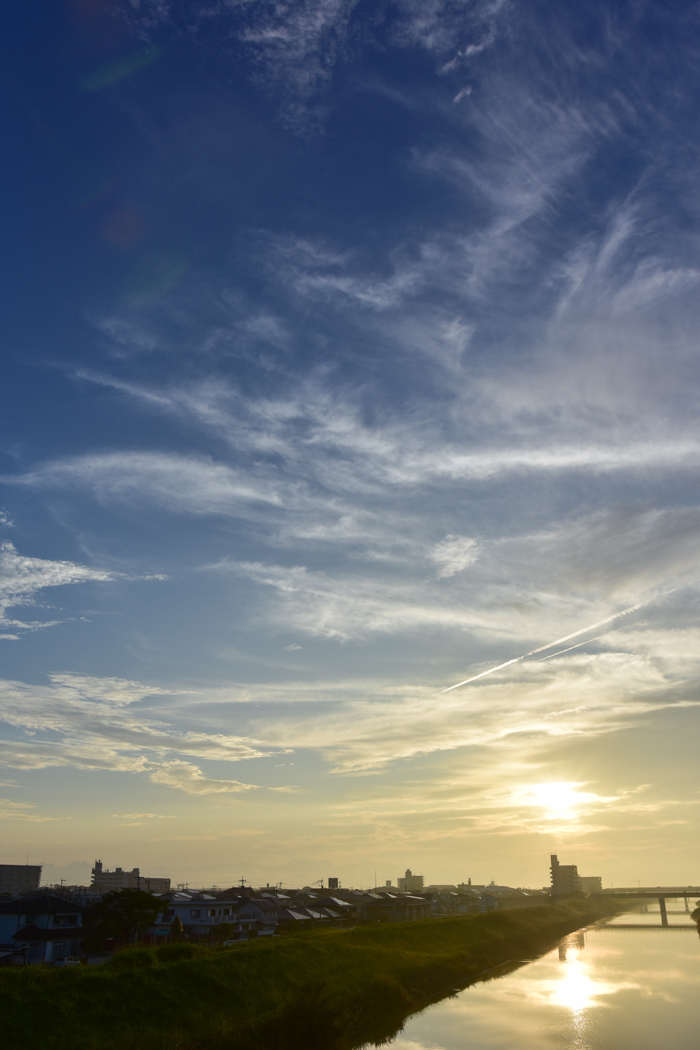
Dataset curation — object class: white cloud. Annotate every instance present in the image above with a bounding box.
[148,761,258,795]
[0,543,166,637]
[126,0,360,131]
[0,798,58,822]
[267,234,424,309]
[432,535,479,578]
[111,812,176,819]
[217,558,491,639]
[0,674,272,782]
[245,642,700,772]
[16,453,283,515]
[0,541,117,613]
[0,541,125,635]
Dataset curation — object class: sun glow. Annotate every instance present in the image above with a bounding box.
[550,943,598,1012]
[515,782,601,820]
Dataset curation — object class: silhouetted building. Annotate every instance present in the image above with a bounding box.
[328,878,339,890]
[90,860,170,894]
[0,864,42,895]
[397,868,424,893]
[579,876,603,893]
[550,854,581,894]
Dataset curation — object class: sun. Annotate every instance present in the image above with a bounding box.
[517,782,598,820]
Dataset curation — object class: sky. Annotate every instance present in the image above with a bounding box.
[1,0,699,892]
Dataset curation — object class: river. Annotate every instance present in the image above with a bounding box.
[370,904,700,1050]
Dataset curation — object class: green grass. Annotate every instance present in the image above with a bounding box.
[0,898,623,1050]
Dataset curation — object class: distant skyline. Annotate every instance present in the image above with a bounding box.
[1,1,699,889]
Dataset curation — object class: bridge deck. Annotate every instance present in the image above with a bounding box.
[592,888,700,897]
[587,887,700,928]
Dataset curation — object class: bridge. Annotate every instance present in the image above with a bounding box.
[591,887,700,927]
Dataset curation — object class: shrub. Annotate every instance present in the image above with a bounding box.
[155,942,205,964]
[106,947,156,969]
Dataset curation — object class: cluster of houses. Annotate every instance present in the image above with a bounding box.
[0,859,587,966]
[0,882,551,966]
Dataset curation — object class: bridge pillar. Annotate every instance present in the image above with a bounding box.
[659,896,668,927]
[684,896,690,913]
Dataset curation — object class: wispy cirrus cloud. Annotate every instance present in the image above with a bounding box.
[0,541,122,636]
[0,798,59,822]
[149,760,258,795]
[124,0,507,131]
[0,673,272,794]
[170,619,700,775]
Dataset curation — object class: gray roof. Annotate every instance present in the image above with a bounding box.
[0,894,88,915]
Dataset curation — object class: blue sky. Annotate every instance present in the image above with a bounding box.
[1,0,699,890]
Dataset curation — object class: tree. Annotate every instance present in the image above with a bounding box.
[81,890,163,952]
[170,915,184,941]
[213,921,236,942]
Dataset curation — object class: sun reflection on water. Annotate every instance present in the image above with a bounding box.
[552,938,598,1011]
[518,932,633,1048]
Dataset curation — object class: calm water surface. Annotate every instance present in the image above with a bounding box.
[380,908,700,1050]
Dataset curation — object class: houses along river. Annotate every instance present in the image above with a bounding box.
[367,904,700,1050]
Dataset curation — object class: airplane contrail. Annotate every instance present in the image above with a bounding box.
[441,594,665,693]
[534,634,607,662]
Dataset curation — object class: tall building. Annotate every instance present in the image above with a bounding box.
[397,868,424,893]
[90,860,170,894]
[550,854,581,894]
[0,864,42,894]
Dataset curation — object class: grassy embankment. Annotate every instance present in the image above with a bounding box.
[0,897,623,1050]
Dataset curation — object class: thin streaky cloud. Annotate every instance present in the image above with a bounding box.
[441,593,671,693]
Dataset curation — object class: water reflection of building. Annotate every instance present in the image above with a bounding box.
[559,931,585,961]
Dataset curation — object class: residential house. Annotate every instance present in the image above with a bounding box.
[0,893,89,964]
[349,890,430,923]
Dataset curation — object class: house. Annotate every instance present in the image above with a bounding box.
[151,890,221,940]
[151,890,266,942]
[0,893,89,964]
[350,891,431,923]
[476,888,548,912]
[426,889,480,916]
[0,943,29,967]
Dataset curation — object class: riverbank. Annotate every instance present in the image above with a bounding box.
[0,898,623,1050]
